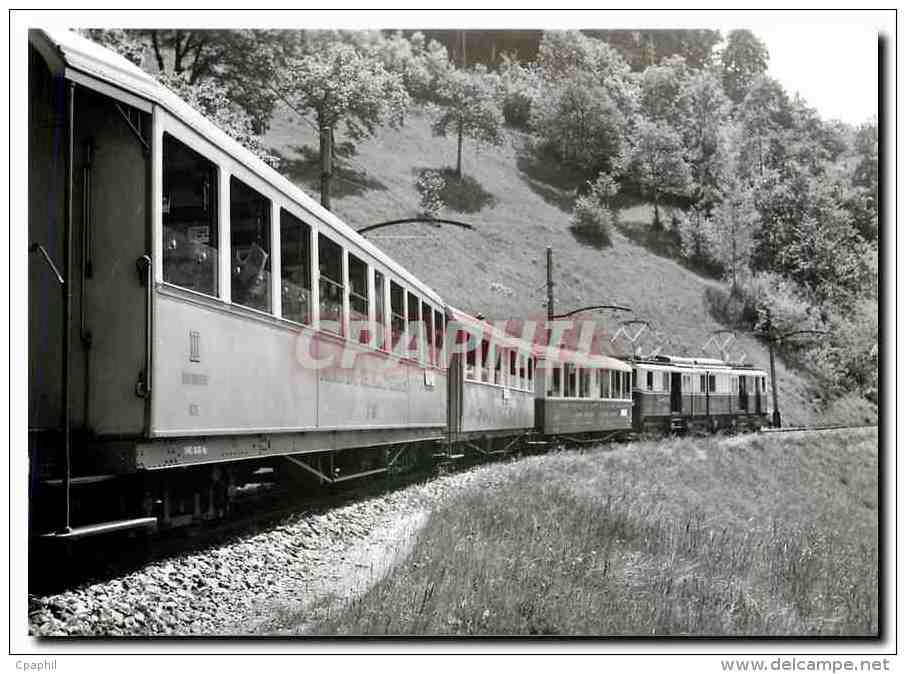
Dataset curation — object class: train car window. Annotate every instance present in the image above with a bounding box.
[318,234,344,334]
[622,371,631,398]
[374,270,387,351]
[348,254,369,344]
[434,310,445,368]
[646,370,653,391]
[390,281,405,352]
[762,377,766,392]
[162,134,219,296]
[600,369,610,398]
[509,350,518,384]
[230,177,271,313]
[407,292,422,362]
[465,333,477,380]
[548,364,561,397]
[708,374,716,393]
[699,374,706,393]
[579,368,591,398]
[494,347,503,385]
[662,372,670,391]
[480,339,491,382]
[528,357,534,390]
[279,210,311,325]
[422,302,434,365]
[519,354,527,390]
[565,363,577,397]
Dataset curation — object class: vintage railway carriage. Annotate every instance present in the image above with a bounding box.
[444,308,536,453]
[631,356,769,433]
[533,350,634,438]
[28,29,448,536]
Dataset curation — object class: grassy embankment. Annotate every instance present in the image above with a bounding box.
[305,428,878,636]
[264,107,855,426]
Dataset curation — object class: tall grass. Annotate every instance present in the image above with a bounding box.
[304,429,877,636]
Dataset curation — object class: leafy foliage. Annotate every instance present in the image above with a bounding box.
[720,29,770,103]
[415,169,447,218]
[430,65,505,177]
[570,172,620,248]
[285,42,410,141]
[159,72,281,168]
[626,120,692,225]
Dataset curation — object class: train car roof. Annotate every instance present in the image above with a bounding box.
[633,360,767,377]
[30,28,445,306]
[445,307,631,372]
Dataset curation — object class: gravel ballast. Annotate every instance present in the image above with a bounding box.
[28,462,517,637]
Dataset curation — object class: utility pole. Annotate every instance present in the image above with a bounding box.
[768,340,780,428]
[546,246,554,322]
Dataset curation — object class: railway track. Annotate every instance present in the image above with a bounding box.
[759,423,878,434]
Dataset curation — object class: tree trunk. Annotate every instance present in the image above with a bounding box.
[320,124,333,210]
[456,116,463,179]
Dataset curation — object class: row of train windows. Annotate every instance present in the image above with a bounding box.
[162,133,446,365]
[547,365,631,400]
[464,341,534,392]
[642,371,766,394]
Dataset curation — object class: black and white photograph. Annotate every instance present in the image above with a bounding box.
[8,5,894,666]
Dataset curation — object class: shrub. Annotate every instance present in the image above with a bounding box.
[502,91,533,130]
[415,169,447,218]
[570,172,620,248]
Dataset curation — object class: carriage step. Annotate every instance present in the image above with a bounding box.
[40,516,158,540]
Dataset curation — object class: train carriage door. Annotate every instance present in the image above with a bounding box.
[28,56,151,442]
[670,371,681,413]
[78,88,151,436]
[738,375,749,411]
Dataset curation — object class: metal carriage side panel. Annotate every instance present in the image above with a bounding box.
[407,367,447,428]
[540,399,632,435]
[460,382,534,434]
[316,346,411,429]
[151,289,318,435]
[638,392,671,418]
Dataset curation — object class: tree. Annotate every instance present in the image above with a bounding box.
[80,29,147,67]
[81,30,280,166]
[159,72,280,169]
[734,75,794,184]
[430,65,504,179]
[585,29,722,71]
[531,80,627,176]
[709,176,758,290]
[678,71,731,209]
[82,29,292,133]
[849,118,879,241]
[530,31,636,177]
[284,42,410,209]
[626,120,692,226]
[639,55,689,128]
[720,29,769,103]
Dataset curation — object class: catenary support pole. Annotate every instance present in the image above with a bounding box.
[769,340,781,428]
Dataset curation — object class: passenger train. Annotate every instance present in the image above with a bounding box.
[26,30,770,540]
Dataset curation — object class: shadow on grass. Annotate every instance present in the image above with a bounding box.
[568,224,611,250]
[414,167,496,214]
[272,144,387,198]
[514,148,585,213]
[616,215,725,281]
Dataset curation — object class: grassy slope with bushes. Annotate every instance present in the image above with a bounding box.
[307,428,878,636]
[265,107,865,426]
